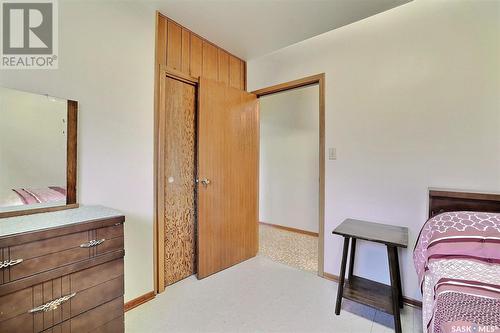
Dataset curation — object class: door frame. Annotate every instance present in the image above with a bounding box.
[251,73,326,277]
[154,65,199,293]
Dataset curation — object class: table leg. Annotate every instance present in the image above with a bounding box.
[387,245,402,333]
[393,247,403,308]
[348,238,356,285]
[335,237,350,315]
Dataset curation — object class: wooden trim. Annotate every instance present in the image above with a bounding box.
[156,65,166,293]
[66,100,78,205]
[161,65,198,85]
[322,272,422,308]
[0,203,79,219]
[124,291,156,312]
[259,222,319,237]
[251,74,325,97]
[252,73,326,277]
[153,13,160,296]
[323,271,339,282]
[318,74,326,278]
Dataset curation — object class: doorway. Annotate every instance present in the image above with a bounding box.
[155,69,260,293]
[156,73,197,290]
[252,74,325,277]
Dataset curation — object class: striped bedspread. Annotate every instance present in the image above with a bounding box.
[413,211,500,333]
[13,186,66,205]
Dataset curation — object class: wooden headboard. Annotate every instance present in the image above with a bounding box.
[429,189,500,218]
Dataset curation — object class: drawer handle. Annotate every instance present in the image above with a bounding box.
[0,259,23,269]
[29,292,76,313]
[80,239,105,248]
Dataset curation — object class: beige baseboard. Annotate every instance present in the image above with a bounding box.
[259,221,319,237]
[323,271,340,282]
[322,272,422,308]
[124,291,156,312]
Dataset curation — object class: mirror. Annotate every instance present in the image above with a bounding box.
[0,87,77,217]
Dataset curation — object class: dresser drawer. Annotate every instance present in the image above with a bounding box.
[96,224,123,240]
[41,298,124,333]
[3,232,90,283]
[9,231,89,259]
[2,224,124,284]
[0,259,124,333]
[95,224,124,256]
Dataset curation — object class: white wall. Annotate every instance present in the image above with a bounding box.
[249,0,500,300]
[259,85,319,233]
[0,1,156,302]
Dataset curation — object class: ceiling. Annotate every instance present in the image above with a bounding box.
[148,0,412,60]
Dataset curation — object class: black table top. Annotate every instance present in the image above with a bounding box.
[332,218,408,248]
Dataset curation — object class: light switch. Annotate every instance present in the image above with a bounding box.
[329,148,337,160]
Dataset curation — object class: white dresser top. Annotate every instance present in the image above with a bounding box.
[0,205,123,238]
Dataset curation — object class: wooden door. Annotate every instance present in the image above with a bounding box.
[158,75,196,287]
[197,78,259,279]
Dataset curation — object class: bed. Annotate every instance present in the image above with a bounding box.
[0,186,66,208]
[414,189,500,333]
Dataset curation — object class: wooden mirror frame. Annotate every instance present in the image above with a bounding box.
[0,99,78,218]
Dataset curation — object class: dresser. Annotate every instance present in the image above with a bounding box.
[0,206,125,333]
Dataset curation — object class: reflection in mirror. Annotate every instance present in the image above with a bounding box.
[0,87,68,212]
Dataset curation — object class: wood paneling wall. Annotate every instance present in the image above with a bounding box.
[156,13,246,90]
[154,12,247,293]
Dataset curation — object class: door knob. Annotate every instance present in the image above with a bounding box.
[198,178,211,187]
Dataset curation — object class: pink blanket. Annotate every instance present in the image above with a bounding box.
[13,186,66,205]
[413,212,500,333]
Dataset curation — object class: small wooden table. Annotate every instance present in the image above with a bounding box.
[332,219,408,333]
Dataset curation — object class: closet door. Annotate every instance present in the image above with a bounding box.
[197,77,259,279]
[158,75,196,287]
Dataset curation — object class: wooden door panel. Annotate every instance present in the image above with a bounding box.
[202,41,218,81]
[229,55,242,90]
[166,20,182,71]
[218,50,229,86]
[156,16,167,66]
[190,35,203,79]
[160,76,196,285]
[197,78,259,279]
[157,13,246,90]
[181,28,190,75]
